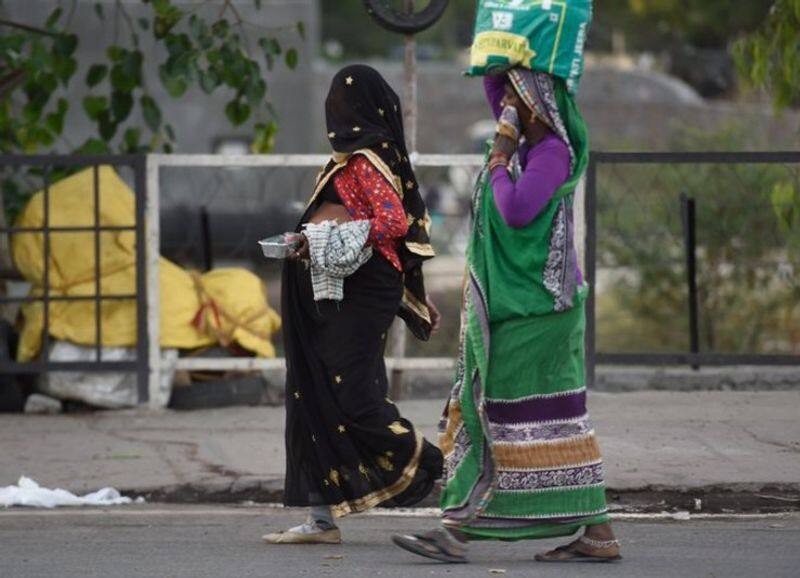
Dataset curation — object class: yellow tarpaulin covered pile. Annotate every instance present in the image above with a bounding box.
[12,166,281,362]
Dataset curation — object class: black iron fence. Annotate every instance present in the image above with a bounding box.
[585,151,800,386]
[1,151,797,400]
[0,155,149,402]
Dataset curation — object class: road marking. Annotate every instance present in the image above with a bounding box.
[362,508,797,522]
[0,504,796,522]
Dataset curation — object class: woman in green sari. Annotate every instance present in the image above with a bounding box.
[392,69,620,564]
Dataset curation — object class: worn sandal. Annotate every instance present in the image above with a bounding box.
[392,529,468,564]
[535,538,622,563]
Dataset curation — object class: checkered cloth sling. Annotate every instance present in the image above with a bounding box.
[303,219,373,302]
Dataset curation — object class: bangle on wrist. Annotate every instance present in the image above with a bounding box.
[496,123,519,141]
[488,155,508,172]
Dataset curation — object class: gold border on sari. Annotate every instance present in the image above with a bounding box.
[306,149,405,210]
[438,401,463,457]
[329,432,424,518]
[402,288,432,324]
[307,159,348,208]
[405,241,435,257]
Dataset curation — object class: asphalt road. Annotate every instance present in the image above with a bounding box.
[1,507,798,578]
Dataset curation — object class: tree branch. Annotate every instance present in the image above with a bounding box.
[0,18,58,37]
[0,69,26,100]
[115,0,140,47]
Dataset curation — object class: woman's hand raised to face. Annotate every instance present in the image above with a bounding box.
[491,133,518,162]
[491,102,520,164]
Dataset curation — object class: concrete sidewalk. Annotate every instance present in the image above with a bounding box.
[1,391,799,510]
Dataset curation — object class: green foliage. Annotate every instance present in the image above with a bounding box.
[734,0,800,110]
[285,48,299,70]
[140,95,161,132]
[0,0,304,221]
[85,64,108,88]
[251,121,278,154]
[770,180,800,259]
[224,99,250,126]
[259,37,282,69]
[624,0,771,48]
[82,95,108,120]
[596,124,800,355]
[0,1,302,154]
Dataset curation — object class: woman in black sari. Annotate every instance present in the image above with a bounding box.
[263,65,443,545]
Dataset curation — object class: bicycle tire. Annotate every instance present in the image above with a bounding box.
[363,0,449,35]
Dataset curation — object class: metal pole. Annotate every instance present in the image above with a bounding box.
[145,155,162,407]
[42,171,51,364]
[134,156,150,404]
[680,193,700,369]
[403,0,418,152]
[200,206,213,271]
[389,0,417,401]
[93,165,102,363]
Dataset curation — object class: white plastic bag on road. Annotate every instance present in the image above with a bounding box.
[0,476,142,508]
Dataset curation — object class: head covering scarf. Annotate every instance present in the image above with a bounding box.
[507,69,576,172]
[313,64,434,340]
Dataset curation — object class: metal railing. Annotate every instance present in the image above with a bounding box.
[3,151,797,406]
[143,154,489,405]
[585,151,800,386]
[0,155,149,401]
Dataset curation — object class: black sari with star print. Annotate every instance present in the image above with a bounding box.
[322,64,435,341]
[281,66,442,516]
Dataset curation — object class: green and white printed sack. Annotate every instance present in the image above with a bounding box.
[468,0,593,93]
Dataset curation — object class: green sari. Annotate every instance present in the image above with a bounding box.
[438,75,609,540]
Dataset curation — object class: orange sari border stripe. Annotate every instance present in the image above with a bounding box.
[438,402,463,457]
[493,434,601,470]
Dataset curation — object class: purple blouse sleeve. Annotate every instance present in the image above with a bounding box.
[490,136,570,229]
[484,75,506,120]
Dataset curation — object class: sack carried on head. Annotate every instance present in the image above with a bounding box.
[467,0,593,94]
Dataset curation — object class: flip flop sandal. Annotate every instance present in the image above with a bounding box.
[392,531,468,564]
[535,540,622,564]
